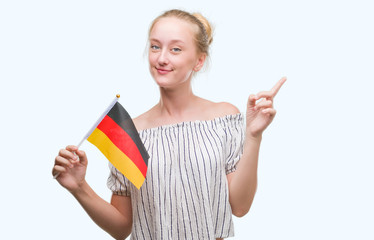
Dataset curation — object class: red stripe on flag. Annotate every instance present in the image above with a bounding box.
[97,115,147,177]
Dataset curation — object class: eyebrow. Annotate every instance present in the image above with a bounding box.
[149,38,186,45]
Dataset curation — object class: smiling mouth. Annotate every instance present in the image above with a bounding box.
[156,67,172,74]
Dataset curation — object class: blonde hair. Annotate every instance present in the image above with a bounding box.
[148,9,213,56]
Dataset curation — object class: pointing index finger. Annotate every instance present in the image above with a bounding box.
[271,77,287,97]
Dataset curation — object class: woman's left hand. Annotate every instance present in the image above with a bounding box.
[246,77,286,138]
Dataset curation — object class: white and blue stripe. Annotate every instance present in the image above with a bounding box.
[108,113,245,240]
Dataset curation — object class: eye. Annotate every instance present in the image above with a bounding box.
[150,45,160,50]
[171,47,181,52]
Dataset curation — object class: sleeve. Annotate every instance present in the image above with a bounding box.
[107,162,131,196]
[225,113,245,174]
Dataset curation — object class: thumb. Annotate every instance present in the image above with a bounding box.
[75,149,88,166]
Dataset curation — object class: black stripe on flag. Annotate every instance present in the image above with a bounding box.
[107,102,149,165]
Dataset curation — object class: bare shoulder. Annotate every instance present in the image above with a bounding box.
[132,107,156,131]
[132,99,240,131]
[200,98,240,119]
[133,115,145,131]
[214,102,240,116]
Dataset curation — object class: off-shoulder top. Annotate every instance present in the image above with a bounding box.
[107,113,245,240]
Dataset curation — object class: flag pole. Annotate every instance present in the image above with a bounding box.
[53,94,120,179]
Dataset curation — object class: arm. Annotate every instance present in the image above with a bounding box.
[52,145,132,240]
[227,77,286,217]
[72,183,132,240]
[227,135,261,217]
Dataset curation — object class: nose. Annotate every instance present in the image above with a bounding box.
[157,49,169,66]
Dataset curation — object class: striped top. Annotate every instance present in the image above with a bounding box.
[107,113,245,240]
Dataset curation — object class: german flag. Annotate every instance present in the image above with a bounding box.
[87,101,149,189]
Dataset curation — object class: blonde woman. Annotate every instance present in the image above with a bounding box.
[52,9,286,240]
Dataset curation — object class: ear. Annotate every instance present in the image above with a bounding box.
[193,53,206,72]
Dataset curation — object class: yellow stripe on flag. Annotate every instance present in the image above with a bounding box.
[87,128,145,189]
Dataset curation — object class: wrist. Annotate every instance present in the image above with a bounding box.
[245,130,263,142]
[70,180,89,197]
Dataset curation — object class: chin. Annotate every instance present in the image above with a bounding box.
[152,74,174,87]
[154,80,174,89]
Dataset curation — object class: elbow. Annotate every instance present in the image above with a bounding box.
[230,190,257,218]
[110,221,132,240]
[232,206,250,218]
[113,231,130,240]
[231,199,255,218]
[115,236,127,240]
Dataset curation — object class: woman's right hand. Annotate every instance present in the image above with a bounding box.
[52,145,88,193]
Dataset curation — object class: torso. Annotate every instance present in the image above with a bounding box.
[108,111,245,239]
[124,97,242,240]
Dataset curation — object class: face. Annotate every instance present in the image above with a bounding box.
[148,17,205,89]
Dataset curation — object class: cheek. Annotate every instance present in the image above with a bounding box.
[182,56,199,71]
[148,55,156,76]
[148,53,156,65]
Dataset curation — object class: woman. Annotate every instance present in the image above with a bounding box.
[52,9,286,240]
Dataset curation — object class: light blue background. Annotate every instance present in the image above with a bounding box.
[1,0,373,239]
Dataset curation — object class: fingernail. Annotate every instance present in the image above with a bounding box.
[69,164,74,168]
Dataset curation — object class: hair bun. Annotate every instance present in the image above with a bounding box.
[192,13,213,45]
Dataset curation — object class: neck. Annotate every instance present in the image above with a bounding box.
[157,80,197,118]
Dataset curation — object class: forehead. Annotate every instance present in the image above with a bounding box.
[150,17,197,43]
